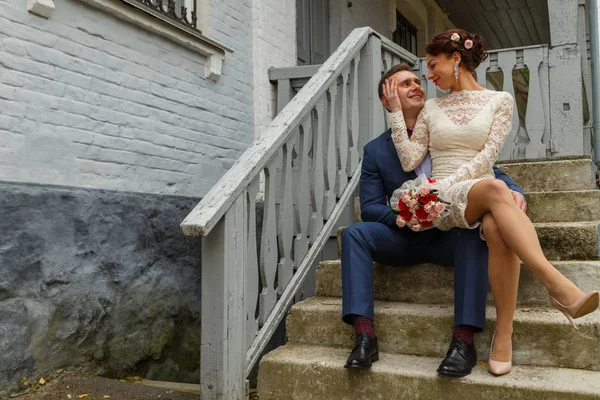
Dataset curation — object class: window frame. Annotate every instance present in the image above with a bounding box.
[393,10,418,56]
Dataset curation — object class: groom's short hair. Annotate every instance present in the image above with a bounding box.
[378,63,416,101]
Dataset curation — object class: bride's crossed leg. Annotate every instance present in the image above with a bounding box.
[466,179,599,372]
[480,213,520,367]
[465,179,590,307]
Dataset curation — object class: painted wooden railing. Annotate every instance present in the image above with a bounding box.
[416,39,594,161]
[181,28,416,400]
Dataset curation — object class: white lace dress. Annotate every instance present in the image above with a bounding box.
[389,89,514,231]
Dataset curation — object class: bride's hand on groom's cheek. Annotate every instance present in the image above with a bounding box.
[383,79,402,113]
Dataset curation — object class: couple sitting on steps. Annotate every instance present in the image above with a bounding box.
[341,28,600,377]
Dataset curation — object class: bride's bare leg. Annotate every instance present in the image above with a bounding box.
[465,179,584,306]
[482,213,520,363]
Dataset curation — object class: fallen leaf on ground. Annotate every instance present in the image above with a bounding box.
[78,394,90,399]
[478,361,488,367]
[104,396,111,399]
[39,378,46,385]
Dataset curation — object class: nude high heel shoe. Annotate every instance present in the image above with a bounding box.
[488,332,512,376]
[550,291,599,329]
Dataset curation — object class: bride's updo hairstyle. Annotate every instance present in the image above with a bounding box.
[425,29,488,72]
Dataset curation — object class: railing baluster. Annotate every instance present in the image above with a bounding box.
[258,152,281,324]
[324,84,338,217]
[475,58,490,88]
[311,102,326,241]
[383,51,392,75]
[276,139,295,294]
[337,69,350,196]
[348,55,361,177]
[523,47,546,158]
[497,50,520,160]
[294,121,312,264]
[422,59,437,100]
[245,178,260,347]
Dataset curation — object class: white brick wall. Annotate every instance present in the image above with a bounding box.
[0,0,254,197]
[252,0,296,138]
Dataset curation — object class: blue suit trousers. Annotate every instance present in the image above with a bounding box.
[341,222,489,331]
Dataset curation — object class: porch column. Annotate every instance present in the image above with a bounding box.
[547,0,585,157]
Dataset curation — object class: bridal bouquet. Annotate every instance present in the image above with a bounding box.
[390,174,451,232]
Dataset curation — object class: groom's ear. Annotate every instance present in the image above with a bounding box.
[381,96,391,112]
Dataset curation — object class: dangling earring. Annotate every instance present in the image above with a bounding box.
[454,63,459,82]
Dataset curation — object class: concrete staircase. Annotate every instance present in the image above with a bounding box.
[257,158,600,399]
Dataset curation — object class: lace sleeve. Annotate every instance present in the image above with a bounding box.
[442,92,514,186]
[389,109,429,172]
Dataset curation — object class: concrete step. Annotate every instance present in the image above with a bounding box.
[535,221,600,260]
[496,157,596,193]
[337,221,600,261]
[526,190,600,222]
[315,260,600,307]
[286,297,600,371]
[257,343,600,400]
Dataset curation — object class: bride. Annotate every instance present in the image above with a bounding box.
[383,28,599,376]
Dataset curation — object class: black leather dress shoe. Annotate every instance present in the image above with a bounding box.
[344,333,379,369]
[437,338,477,377]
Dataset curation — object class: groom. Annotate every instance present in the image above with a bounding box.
[342,64,526,376]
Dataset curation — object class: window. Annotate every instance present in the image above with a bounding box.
[296,0,330,65]
[121,0,200,33]
[393,10,417,55]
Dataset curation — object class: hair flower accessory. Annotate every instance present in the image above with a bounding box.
[464,39,473,49]
[451,33,461,42]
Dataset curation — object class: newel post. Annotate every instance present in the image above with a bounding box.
[547,0,585,157]
[200,195,246,400]
[357,34,383,151]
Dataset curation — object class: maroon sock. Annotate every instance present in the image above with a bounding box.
[353,316,376,339]
[452,325,475,345]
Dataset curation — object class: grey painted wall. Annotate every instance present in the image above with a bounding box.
[0,182,202,394]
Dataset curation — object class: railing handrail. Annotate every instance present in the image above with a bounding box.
[487,43,548,53]
[180,27,374,237]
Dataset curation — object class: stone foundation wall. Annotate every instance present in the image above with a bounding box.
[0,182,202,394]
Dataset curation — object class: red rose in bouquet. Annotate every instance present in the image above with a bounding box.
[390,175,450,232]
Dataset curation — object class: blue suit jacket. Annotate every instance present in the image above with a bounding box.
[360,129,525,228]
